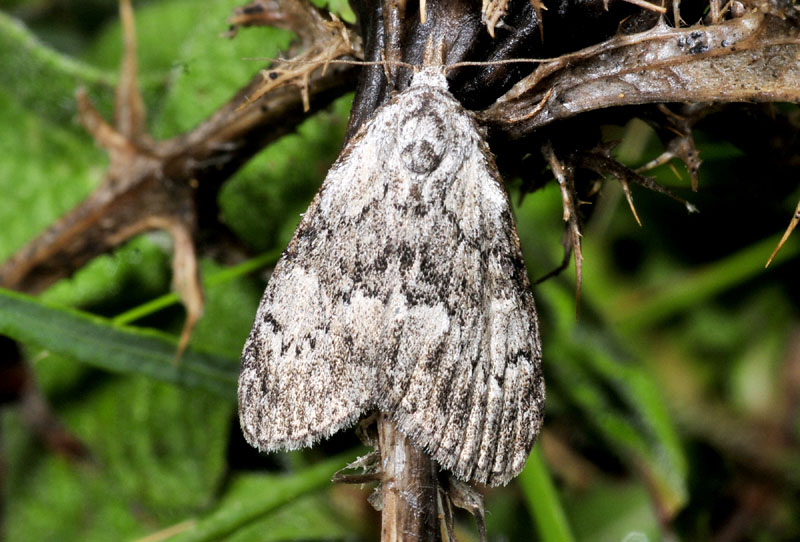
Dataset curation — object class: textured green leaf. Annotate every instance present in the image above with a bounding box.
[218,97,352,252]
[310,0,356,23]
[221,493,359,542]
[3,414,144,542]
[83,0,219,72]
[0,10,115,124]
[40,236,173,311]
[188,257,271,357]
[151,0,293,139]
[3,364,234,542]
[0,287,238,397]
[157,450,357,542]
[0,86,102,262]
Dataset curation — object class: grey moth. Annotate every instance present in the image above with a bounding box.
[239,68,544,486]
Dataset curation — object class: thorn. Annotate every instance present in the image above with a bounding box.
[116,0,146,139]
[482,0,509,38]
[135,217,203,362]
[543,142,583,312]
[766,198,800,267]
[530,0,547,40]
[76,88,134,154]
[619,178,642,226]
[668,162,685,185]
[636,152,674,173]
[300,72,311,112]
[171,225,203,362]
[573,228,583,315]
[620,0,666,14]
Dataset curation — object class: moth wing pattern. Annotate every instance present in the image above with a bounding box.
[239,69,544,486]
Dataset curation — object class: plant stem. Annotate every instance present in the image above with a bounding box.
[377,413,442,542]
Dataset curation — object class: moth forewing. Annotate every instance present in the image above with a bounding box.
[238,68,544,486]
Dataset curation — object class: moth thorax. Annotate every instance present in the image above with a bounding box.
[399,110,448,174]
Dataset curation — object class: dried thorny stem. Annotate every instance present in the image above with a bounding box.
[0,0,356,463]
[481,10,800,136]
[231,0,361,111]
[482,0,547,39]
[4,3,797,348]
[0,0,358,343]
[575,150,698,214]
[334,415,489,542]
[637,104,709,191]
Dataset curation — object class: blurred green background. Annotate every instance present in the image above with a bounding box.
[1,1,798,541]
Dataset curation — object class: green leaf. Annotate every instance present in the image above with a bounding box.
[188,257,273,357]
[565,481,661,542]
[0,10,116,125]
[539,281,689,517]
[155,450,357,542]
[40,235,173,311]
[3,364,234,542]
[513,182,688,517]
[218,96,352,252]
[0,86,102,261]
[0,287,237,397]
[519,447,575,542]
[221,493,359,542]
[310,0,357,23]
[83,0,220,73]
[151,0,294,139]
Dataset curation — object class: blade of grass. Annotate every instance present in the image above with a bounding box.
[572,326,688,514]
[613,233,799,332]
[519,446,575,542]
[0,287,237,397]
[540,281,689,515]
[113,249,281,325]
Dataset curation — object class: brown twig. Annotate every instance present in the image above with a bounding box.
[0,5,357,304]
[377,414,442,542]
[481,11,800,137]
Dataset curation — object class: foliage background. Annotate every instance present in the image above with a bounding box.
[1,1,798,541]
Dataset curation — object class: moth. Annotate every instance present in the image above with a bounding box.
[239,68,544,487]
